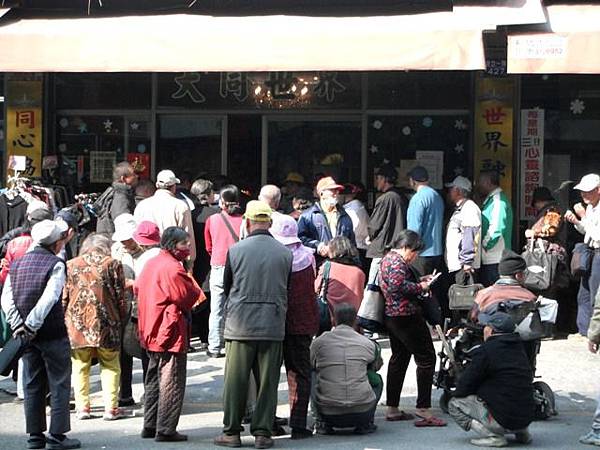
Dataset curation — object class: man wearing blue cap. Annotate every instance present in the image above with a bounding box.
[448,311,534,447]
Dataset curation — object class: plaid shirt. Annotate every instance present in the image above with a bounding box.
[379,251,424,317]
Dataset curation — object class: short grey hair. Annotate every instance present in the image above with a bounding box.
[258,184,281,210]
[334,303,357,327]
[79,233,112,256]
[190,179,214,205]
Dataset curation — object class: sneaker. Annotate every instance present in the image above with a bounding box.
[76,408,92,420]
[206,350,225,358]
[214,433,242,448]
[103,407,125,421]
[254,436,274,449]
[514,429,532,444]
[580,430,600,446]
[118,397,136,407]
[27,434,46,449]
[46,434,81,450]
[470,436,508,447]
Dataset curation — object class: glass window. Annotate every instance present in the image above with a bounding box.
[367,114,471,189]
[157,115,222,180]
[368,71,471,110]
[228,115,262,196]
[267,119,362,186]
[55,73,152,109]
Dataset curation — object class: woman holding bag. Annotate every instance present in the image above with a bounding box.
[378,230,446,427]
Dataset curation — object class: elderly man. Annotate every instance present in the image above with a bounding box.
[477,170,513,287]
[240,185,285,240]
[449,311,534,448]
[445,176,482,283]
[134,169,196,265]
[565,173,600,338]
[1,220,80,450]
[214,201,292,450]
[95,161,138,235]
[311,303,382,435]
[298,176,355,262]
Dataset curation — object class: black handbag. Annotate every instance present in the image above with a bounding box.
[571,242,593,279]
[316,261,332,335]
[0,335,28,377]
[122,318,144,359]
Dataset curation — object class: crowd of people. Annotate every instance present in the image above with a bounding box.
[1,159,600,449]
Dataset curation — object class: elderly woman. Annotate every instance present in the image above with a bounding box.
[136,226,202,442]
[378,229,445,427]
[315,236,365,315]
[63,233,127,421]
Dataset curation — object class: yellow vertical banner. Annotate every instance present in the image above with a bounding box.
[473,76,515,201]
[6,80,43,177]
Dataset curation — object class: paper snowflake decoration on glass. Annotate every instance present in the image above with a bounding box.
[130,122,140,131]
[372,120,383,130]
[454,144,465,153]
[382,158,390,164]
[454,166,464,176]
[369,145,379,154]
[422,117,433,128]
[454,119,467,130]
[59,118,69,128]
[103,119,113,132]
[570,99,585,115]
[137,144,147,153]
[58,143,67,153]
[78,123,88,134]
[402,126,411,136]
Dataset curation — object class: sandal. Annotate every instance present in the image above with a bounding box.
[385,411,415,421]
[414,416,447,427]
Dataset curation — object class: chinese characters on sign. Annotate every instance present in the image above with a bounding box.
[520,109,544,220]
[6,80,43,177]
[473,76,515,201]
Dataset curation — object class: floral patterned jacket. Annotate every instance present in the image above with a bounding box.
[63,252,127,349]
[378,251,424,317]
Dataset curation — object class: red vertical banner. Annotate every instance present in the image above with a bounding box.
[520,109,544,220]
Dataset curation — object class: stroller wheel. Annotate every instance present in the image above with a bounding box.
[439,391,451,414]
[533,381,556,420]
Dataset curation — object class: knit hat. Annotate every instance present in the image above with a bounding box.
[498,249,527,276]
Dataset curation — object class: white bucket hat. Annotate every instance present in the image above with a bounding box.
[112,214,137,242]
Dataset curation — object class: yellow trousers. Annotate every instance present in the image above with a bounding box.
[71,347,121,411]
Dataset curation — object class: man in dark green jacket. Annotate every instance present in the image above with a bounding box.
[214,200,292,450]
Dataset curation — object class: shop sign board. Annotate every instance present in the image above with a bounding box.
[520,109,544,220]
[6,80,43,177]
[473,76,515,201]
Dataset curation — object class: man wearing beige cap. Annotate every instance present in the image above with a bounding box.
[297,176,355,262]
[134,169,196,266]
[565,173,600,338]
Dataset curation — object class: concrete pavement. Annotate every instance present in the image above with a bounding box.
[0,337,598,449]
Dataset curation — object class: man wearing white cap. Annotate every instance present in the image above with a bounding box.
[565,173,600,338]
[1,220,81,449]
[445,176,482,284]
[134,169,196,266]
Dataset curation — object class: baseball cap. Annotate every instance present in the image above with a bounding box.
[31,219,68,246]
[112,214,137,242]
[156,169,181,187]
[55,209,79,231]
[407,166,429,182]
[243,200,272,222]
[316,176,343,194]
[574,174,600,192]
[478,310,516,334]
[445,176,472,192]
[284,172,305,184]
[133,221,161,246]
[270,214,301,246]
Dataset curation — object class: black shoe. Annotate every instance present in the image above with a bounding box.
[119,397,136,407]
[27,434,45,449]
[291,428,313,440]
[155,432,188,442]
[354,423,377,435]
[274,416,288,426]
[141,427,156,439]
[46,435,81,450]
[206,351,225,358]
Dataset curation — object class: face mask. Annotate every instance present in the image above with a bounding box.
[172,248,191,261]
[324,197,338,208]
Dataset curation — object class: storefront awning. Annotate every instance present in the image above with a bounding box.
[0,1,546,72]
[508,5,600,74]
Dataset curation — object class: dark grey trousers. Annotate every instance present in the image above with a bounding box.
[22,337,72,435]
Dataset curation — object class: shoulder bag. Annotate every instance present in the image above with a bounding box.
[448,271,484,311]
[316,261,332,335]
[357,268,386,332]
[219,212,240,243]
[571,242,593,280]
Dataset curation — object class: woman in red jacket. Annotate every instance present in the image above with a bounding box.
[136,226,201,443]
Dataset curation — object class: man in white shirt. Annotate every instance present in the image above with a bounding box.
[445,176,482,284]
[565,173,600,338]
[134,169,196,267]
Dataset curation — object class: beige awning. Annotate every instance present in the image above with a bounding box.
[508,5,600,74]
[0,1,545,72]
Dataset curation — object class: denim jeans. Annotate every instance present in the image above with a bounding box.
[208,265,226,353]
[577,252,600,336]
